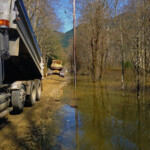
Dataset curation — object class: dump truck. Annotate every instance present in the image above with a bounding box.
[0,0,43,117]
[48,60,65,77]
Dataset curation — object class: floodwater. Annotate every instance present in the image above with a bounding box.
[47,75,150,150]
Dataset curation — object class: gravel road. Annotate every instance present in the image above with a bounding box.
[0,75,68,150]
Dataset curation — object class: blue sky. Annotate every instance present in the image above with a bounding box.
[55,0,73,33]
[53,0,127,33]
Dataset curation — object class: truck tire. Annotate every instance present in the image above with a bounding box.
[12,84,26,111]
[47,69,53,76]
[28,81,36,106]
[36,80,41,101]
[60,72,65,78]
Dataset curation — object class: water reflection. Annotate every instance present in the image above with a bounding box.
[48,76,150,150]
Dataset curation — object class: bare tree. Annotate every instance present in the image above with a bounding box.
[75,0,150,98]
[24,0,64,67]
[77,0,110,81]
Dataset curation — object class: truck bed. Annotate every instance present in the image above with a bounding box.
[3,0,43,83]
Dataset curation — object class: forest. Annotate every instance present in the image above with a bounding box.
[75,0,150,81]
[68,0,150,100]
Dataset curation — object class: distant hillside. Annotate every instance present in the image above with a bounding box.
[55,29,73,50]
[57,13,131,50]
[61,29,73,48]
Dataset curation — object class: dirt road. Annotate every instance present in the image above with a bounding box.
[0,75,68,150]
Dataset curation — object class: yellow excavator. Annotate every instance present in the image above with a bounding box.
[47,60,65,77]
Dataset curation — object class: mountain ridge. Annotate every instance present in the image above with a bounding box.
[56,29,73,49]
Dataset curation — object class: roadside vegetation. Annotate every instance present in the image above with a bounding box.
[24,0,66,67]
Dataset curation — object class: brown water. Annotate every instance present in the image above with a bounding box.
[46,75,150,150]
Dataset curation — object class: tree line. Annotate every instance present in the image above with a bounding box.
[24,0,66,67]
[72,0,150,95]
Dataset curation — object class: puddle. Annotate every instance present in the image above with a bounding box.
[44,76,150,150]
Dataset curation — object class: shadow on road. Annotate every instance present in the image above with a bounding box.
[0,118,10,130]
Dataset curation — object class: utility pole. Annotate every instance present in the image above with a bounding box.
[73,1,79,150]
[73,0,77,91]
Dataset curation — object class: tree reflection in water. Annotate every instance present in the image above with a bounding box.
[46,76,150,150]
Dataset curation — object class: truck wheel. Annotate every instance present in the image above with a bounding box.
[60,72,65,78]
[36,80,41,101]
[47,69,53,76]
[28,81,36,106]
[12,84,26,111]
